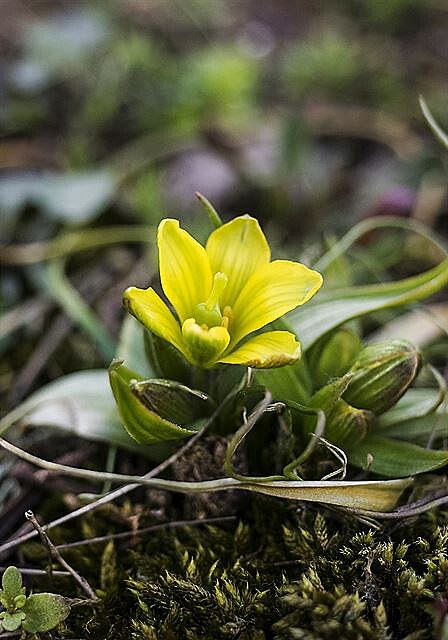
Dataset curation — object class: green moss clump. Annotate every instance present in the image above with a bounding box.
[28,497,448,639]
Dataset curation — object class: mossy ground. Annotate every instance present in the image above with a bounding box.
[20,493,448,639]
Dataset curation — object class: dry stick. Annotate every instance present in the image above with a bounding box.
[0,567,70,577]
[55,515,237,550]
[0,426,207,557]
[25,511,97,601]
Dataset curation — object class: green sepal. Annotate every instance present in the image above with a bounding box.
[348,435,448,477]
[307,327,362,390]
[144,329,191,384]
[109,360,208,444]
[255,357,312,405]
[343,340,421,415]
[255,318,312,405]
[21,593,70,633]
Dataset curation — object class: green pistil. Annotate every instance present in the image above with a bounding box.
[194,272,228,328]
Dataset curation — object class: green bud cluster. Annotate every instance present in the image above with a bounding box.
[306,338,422,450]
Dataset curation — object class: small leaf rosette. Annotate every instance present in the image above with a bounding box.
[0,567,70,634]
[123,215,322,369]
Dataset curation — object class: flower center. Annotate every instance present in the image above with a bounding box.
[181,272,234,366]
[194,272,228,328]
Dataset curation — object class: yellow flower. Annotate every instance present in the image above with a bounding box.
[123,216,323,368]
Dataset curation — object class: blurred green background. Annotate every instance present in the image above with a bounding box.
[1,0,448,408]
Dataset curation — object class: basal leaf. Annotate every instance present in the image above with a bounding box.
[236,477,412,512]
[288,257,448,349]
[21,593,70,633]
[383,413,448,442]
[349,435,448,477]
[377,388,444,429]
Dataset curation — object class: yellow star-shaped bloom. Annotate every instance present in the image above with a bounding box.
[123,216,323,368]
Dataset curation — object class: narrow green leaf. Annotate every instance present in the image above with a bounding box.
[238,477,412,512]
[378,388,444,429]
[420,95,448,151]
[255,359,312,405]
[349,435,448,477]
[383,413,448,441]
[289,257,448,349]
[37,259,115,361]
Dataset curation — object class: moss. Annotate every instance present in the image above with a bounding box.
[22,497,448,639]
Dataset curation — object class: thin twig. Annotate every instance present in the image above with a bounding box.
[0,387,241,557]
[0,423,208,556]
[25,511,98,601]
[0,567,70,577]
[55,515,237,550]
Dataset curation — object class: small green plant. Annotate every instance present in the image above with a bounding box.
[0,566,70,634]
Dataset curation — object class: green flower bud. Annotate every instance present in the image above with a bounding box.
[343,340,421,415]
[303,374,352,437]
[325,399,373,448]
[308,328,362,389]
[109,360,212,444]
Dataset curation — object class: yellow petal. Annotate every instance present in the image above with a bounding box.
[206,215,270,308]
[230,260,323,346]
[182,318,230,367]
[219,331,301,368]
[123,286,184,354]
[158,219,213,322]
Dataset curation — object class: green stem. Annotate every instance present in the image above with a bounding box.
[224,392,285,483]
[283,404,326,479]
[0,436,412,513]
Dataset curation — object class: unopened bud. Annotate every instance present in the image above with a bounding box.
[343,340,421,415]
[325,399,373,448]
